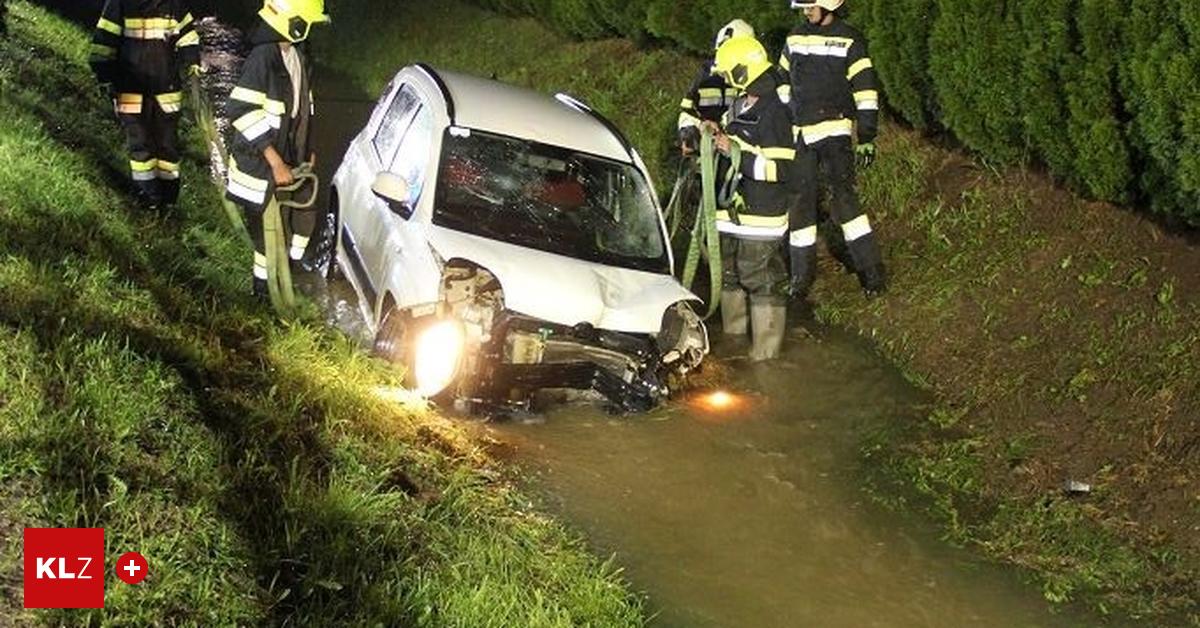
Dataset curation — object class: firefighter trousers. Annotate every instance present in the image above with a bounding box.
[720,234,788,306]
[116,92,182,205]
[788,136,884,295]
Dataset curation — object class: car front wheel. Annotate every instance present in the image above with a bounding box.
[309,191,340,279]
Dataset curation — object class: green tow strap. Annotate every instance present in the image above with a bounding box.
[190,75,253,249]
[676,128,740,320]
[664,155,697,240]
[264,163,319,315]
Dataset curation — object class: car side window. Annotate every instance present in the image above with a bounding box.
[372,84,420,165]
[365,77,398,132]
[389,105,434,206]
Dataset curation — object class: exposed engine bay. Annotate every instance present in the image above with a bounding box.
[437,261,708,413]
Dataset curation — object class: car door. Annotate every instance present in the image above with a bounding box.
[355,83,422,288]
[367,103,435,296]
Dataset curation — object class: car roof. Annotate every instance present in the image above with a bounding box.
[424,67,633,163]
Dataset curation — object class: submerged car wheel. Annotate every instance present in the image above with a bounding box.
[309,193,340,279]
[373,308,464,399]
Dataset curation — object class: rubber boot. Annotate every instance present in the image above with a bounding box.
[720,289,748,336]
[749,300,786,361]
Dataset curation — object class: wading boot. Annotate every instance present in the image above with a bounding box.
[749,299,786,361]
[720,289,749,336]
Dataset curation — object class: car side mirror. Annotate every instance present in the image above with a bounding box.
[372,172,414,219]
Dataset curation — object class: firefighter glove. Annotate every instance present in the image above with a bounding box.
[679,126,700,154]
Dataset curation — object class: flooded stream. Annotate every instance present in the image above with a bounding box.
[197,27,1119,626]
[493,334,1111,627]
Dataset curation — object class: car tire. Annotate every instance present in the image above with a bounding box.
[310,192,340,280]
[373,306,412,370]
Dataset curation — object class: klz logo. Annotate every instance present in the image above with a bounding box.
[23,528,105,609]
[35,556,96,579]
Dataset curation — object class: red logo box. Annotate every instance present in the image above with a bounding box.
[23,528,105,609]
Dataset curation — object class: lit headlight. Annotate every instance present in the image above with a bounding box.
[414,320,465,397]
[657,302,709,370]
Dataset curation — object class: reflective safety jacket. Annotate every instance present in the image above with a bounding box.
[89,0,199,97]
[225,25,314,211]
[717,74,796,240]
[678,61,738,132]
[778,19,879,147]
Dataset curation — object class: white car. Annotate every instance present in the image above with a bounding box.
[326,64,709,412]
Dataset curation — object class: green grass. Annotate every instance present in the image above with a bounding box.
[308,1,1200,624]
[0,3,643,625]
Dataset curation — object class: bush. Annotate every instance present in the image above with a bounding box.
[928,0,1025,163]
[857,0,937,130]
[457,0,1200,224]
[1017,0,1076,181]
[1067,0,1131,203]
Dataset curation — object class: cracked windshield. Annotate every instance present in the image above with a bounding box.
[434,128,669,273]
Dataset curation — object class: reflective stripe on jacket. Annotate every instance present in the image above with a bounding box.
[89,0,199,93]
[678,61,738,131]
[718,74,796,239]
[779,19,879,145]
[225,25,314,211]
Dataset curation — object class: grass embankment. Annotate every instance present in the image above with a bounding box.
[320,1,1199,623]
[0,3,642,625]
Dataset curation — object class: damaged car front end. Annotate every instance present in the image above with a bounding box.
[330,65,710,413]
[423,262,708,414]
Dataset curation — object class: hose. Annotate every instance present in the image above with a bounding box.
[674,127,740,320]
[189,74,253,249]
[663,155,697,240]
[263,163,319,314]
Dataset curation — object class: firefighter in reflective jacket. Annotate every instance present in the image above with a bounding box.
[780,0,887,299]
[712,36,796,361]
[225,0,328,296]
[90,0,200,208]
[677,19,754,154]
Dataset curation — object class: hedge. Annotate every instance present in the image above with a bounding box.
[465,0,1200,224]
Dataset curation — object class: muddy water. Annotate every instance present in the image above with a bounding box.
[493,333,1111,628]
[195,31,1115,625]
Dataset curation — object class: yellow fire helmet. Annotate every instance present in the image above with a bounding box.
[260,0,330,43]
[713,35,772,92]
[713,18,755,51]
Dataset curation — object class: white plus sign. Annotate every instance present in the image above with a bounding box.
[124,560,141,577]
